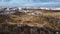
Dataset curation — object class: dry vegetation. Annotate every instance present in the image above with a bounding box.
[0,10,60,34]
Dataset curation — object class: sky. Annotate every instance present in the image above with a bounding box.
[0,0,60,8]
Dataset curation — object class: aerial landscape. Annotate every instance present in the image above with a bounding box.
[0,0,60,34]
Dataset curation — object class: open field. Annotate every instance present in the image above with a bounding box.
[0,9,60,34]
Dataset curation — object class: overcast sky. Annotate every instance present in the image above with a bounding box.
[0,0,60,7]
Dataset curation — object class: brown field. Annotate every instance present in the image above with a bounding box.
[0,9,60,34]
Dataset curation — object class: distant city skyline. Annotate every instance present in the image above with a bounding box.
[0,0,60,8]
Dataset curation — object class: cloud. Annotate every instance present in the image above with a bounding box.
[0,0,60,7]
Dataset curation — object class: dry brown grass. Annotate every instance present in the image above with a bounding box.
[0,11,60,31]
